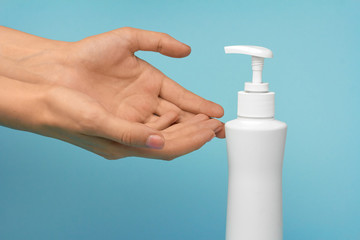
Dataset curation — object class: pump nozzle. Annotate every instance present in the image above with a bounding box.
[225,45,273,92]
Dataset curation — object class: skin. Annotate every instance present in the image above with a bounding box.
[0,26,225,160]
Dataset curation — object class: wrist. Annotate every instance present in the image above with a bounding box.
[0,26,70,84]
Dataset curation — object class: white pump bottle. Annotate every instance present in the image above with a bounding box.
[224,46,287,240]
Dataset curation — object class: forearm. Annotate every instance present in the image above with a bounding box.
[0,26,66,61]
[0,75,47,131]
[0,26,69,84]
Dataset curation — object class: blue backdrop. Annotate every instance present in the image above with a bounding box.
[0,0,359,239]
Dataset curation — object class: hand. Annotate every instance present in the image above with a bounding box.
[42,85,223,160]
[0,76,222,160]
[0,27,225,160]
[4,27,224,124]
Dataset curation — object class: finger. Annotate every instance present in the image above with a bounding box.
[155,98,181,116]
[215,124,226,139]
[185,116,224,138]
[164,129,215,158]
[155,98,195,122]
[181,113,209,124]
[145,114,159,124]
[146,111,179,130]
[177,111,195,122]
[161,113,209,133]
[159,119,223,159]
[160,76,224,118]
[87,112,165,149]
[78,117,221,160]
[135,129,216,160]
[165,117,223,139]
[119,27,191,58]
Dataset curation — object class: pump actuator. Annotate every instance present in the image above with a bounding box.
[225,45,273,92]
[225,45,275,118]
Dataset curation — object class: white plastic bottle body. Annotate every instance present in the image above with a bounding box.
[225,117,287,240]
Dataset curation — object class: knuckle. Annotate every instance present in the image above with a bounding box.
[115,27,136,49]
[118,27,136,40]
[119,128,134,145]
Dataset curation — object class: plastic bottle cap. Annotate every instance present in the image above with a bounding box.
[225,45,275,118]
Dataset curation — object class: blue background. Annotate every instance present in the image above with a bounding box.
[0,0,359,239]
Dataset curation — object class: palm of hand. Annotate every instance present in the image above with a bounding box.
[59,30,200,126]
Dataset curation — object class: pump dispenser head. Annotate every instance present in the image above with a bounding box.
[225,45,275,118]
[225,45,273,92]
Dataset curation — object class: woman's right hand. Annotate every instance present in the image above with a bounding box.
[0,77,223,160]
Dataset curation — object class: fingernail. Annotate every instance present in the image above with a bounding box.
[146,135,164,149]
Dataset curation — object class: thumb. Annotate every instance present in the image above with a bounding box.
[92,114,165,149]
[116,27,191,58]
